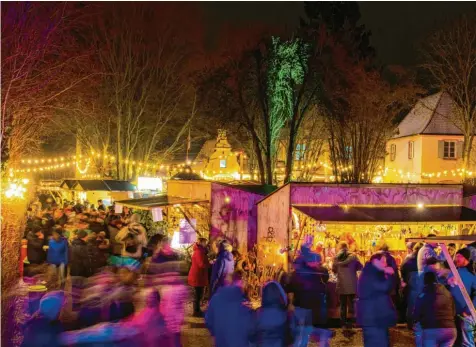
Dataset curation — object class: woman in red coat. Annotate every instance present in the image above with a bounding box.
[188,238,209,317]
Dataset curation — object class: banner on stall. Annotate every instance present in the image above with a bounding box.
[179,218,197,244]
[151,207,163,222]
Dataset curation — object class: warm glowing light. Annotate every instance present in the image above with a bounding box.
[417,203,424,209]
[224,196,231,203]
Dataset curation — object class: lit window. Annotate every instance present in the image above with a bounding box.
[390,144,396,161]
[408,141,414,159]
[295,144,306,161]
[345,146,352,160]
[443,141,456,159]
[219,159,227,168]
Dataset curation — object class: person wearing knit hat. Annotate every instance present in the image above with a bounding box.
[448,247,476,347]
[21,291,65,347]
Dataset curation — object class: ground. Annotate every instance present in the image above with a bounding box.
[181,302,415,347]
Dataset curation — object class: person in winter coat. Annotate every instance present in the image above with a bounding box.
[47,227,68,289]
[447,248,476,347]
[287,246,332,347]
[206,270,255,347]
[379,245,401,312]
[188,238,210,317]
[401,242,424,328]
[413,271,457,347]
[417,235,445,273]
[252,281,296,347]
[356,252,397,347]
[332,242,362,327]
[108,218,124,257]
[210,240,234,296]
[21,291,65,347]
[116,214,148,260]
[70,230,93,310]
[26,226,46,265]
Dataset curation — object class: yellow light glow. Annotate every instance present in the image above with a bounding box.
[417,203,424,209]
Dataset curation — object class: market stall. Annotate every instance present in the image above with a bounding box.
[257,183,475,317]
[168,179,275,253]
[115,195,210,249]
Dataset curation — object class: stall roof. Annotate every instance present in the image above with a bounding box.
[116,195,209,210]
[215,182,277,196]
[293,205,476,224]
[406,235,476,244]
[67,179,136,192]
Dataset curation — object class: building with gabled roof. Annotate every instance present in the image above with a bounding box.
[384,92,475,183]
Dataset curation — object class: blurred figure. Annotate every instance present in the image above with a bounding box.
[21,291,65,347]
[206,271,255,347]
[210,240,234,296]
[97,199,106,212]
[417,234,445,273]
[448,248,476,347]
[401,242,424,329]
[46,227,68,289]
[356,252,397,347]
[252,281,296,347]
[332,241,362,328]
[379,244,401,317]
[70,230,93,310]
[108,217,124,257]
[287,246,332,347]
[26,226,46,265]
[413,271,457,347]
[116,214,148,260]
[443,243,457,270]
[188,237,209,317]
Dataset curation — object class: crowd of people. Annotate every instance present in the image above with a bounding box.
[19,196,476,347]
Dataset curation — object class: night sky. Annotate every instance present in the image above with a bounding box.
[201,1,476,66]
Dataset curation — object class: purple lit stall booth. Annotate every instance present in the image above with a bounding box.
[167,180,276,255]
[257,183,476,319]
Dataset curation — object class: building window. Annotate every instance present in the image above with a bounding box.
[390,144,396,161]
[219,159,227,168]
[408,141,414,159]
[295,144,306,161]
[443,141,456,159]
[345,146,352,160]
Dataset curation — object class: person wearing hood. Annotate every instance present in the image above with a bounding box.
[287,245,332,347]
[413,271,457,347]
[252,281,297,347]
[332,242,362,328]
[21,291,65,347]
[447,248,476,347]
[116,214,148,260]
[26,226,46,265]
[210,240,234,296]
[71,230,94,310]
[188,237,210,317]
[356,252,397,347]
[401,242,424,329]
[47,227,68,289]
[417,234,446,273]
[206,270,255,347]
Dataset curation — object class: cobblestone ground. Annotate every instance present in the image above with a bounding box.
[181,302,416,347]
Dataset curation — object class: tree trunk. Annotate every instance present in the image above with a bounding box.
[252,137,266,185]
[284,117,298,183]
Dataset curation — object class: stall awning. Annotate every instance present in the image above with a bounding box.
[116,195,208,210]
[69,180,136,192]
[293,205,476,224]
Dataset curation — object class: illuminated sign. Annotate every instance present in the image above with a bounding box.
[137,177,163,191]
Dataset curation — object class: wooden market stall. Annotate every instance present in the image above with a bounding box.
[59,179,136,207]
[115,195,210,248]
[168,179,275,253]
[256,183,476,315]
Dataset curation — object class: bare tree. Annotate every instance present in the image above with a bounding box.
[1,3,95,168]
[324,61,421,183]
[422,14,476,172]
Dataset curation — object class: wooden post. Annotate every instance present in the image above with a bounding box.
[440,243,476,322]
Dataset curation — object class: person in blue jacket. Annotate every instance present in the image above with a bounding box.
[47,227,68,289]
[205,270,255,347]
[356,252,397,347]
[448,248,476,347]
[210,240,234,296]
